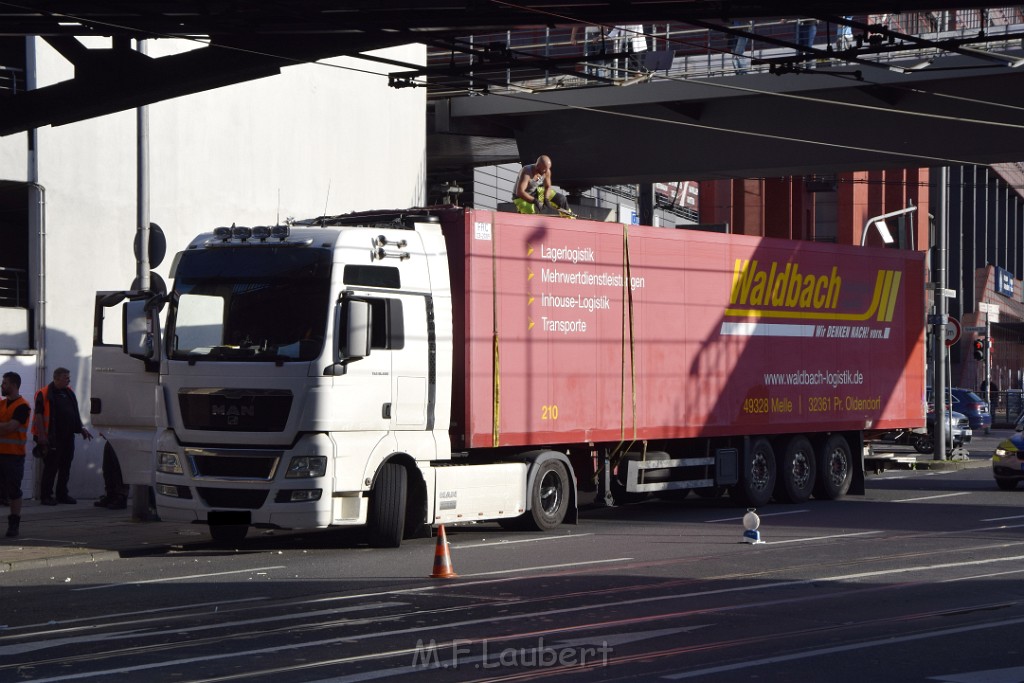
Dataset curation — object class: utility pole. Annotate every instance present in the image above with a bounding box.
[133,37,152,521]
[978,301,998,413]
[931,168,949,461]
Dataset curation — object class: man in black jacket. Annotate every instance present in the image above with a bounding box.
[33,367,92,505]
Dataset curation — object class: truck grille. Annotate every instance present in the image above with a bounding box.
[187,450,281,479]
[196,487,269,509]
[178,389,292,432]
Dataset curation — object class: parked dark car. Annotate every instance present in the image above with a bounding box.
[949,387,992,431]
[918,409,971,454]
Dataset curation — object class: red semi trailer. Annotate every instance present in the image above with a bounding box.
[93,207,926,544]
[438,208,925,508]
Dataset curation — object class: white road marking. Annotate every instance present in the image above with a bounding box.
[940,568,1024,581]
[0,597,267,633]
[929,665,1024,682]
[554,626,711,648]
[455,533,593,549]
[767,531,882,544]
[980,513,1024,521]
[459,558,633,577]
[662,616,1024,680]
[892,492,972,503]
[73,566,288,591]
[973,524,1024,532]
[705,510,810,523]
[28,553,1024,682]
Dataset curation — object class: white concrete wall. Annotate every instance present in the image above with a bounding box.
[0,131,27,181]
[0,37,425,499]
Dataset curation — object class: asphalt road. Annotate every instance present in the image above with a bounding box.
[1,442,1022,682]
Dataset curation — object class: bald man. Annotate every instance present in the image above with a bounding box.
[513,155,571,215]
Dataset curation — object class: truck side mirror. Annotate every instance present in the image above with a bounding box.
[124,298,161,362]
[341,298,371,360]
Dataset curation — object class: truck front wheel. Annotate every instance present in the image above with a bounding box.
[526,460,570,531]
[368,462,408,548]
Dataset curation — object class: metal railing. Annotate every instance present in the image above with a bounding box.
[993,391,1024,427]
[425,9,1024,93]
[0,266,28,308]
[0,65,24,95]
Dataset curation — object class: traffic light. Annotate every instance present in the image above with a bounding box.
[973,338,985,360]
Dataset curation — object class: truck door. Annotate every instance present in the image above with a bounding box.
[338,293,428,432]
[391,294,429,431]
[90,292,161,486]
[337,294,397,432]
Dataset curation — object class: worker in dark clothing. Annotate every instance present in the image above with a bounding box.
[95,438,129,510]
[33,367,92,505]
[0,371,30,537]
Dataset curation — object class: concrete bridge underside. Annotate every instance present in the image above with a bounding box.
[430,53,1024,188]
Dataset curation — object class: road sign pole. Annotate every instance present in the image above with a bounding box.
[985,313,992,408]
[932,167,948,460]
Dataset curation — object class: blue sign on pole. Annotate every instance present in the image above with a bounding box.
[996,266,1015,298]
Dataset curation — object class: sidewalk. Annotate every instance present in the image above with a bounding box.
[0,498,206,574]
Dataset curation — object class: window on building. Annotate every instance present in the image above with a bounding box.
[0,182,30,308]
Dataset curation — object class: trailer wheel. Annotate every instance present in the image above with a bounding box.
[209,524,248,545]
[525,460,570,531]
[815,435,853,500]
[775,436,816,504]
[739,437,776,506]
[368,462,408,548]
[911,433,934,454]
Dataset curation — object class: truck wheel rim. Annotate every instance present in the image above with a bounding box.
[539,470,562,514]
[792,451,812,489]
[751,453,770,490]
[827,448,848,485]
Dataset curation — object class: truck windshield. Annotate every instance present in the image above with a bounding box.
[168,246,332,362]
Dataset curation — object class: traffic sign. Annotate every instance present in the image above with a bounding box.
[944,316,961,347]
[978,302,1000,322]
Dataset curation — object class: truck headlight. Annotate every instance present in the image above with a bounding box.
[275,489,323,503]
[286,456,327,479]
[157,451,183,475]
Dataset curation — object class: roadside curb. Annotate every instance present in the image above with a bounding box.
[0,542,175,574]
[0,549,122,573]
[915,458,984,471]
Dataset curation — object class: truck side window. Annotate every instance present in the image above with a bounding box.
[94,296,125,347]
[367,298,404,350]
[344,265,401,289]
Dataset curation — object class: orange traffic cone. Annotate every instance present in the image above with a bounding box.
[430,524,458,579]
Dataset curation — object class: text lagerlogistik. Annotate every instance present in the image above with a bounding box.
[536,243,646,291]
[538,243,596,264]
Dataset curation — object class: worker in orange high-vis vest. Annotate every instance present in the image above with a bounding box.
[32,367,92,506]
[0,371,31,537]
